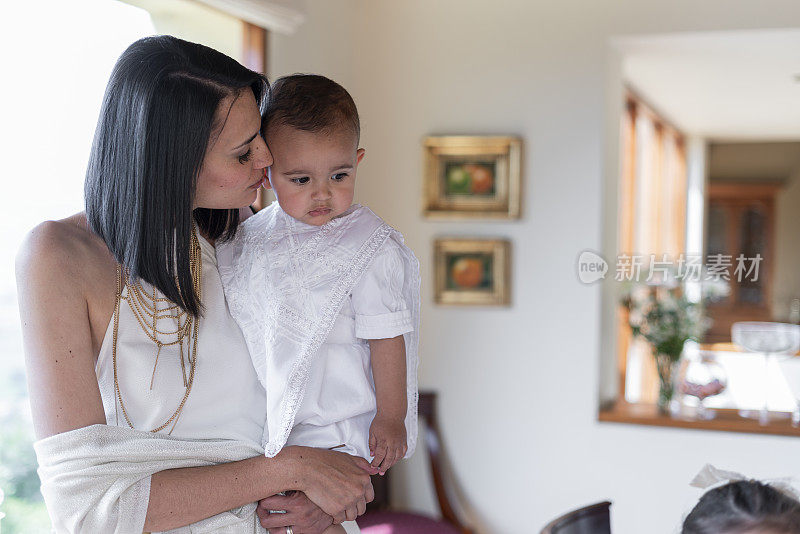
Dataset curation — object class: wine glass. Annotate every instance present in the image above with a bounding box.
[731,322,800,425]
[679,351,727,420]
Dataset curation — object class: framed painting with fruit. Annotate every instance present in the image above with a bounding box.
[423,136,521,219]
[434,238,511,306]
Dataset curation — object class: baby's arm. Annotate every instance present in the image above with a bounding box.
[368,335,407,475]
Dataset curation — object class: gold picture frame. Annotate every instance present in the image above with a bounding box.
[423,136,522,219]
[434,238,511,306]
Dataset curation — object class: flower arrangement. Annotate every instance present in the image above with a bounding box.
[626,286,708,358]
[622,279,711,413]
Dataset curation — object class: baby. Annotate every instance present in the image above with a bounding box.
[217,74,420,532]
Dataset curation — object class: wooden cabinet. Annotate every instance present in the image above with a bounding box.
[704,183,779,342]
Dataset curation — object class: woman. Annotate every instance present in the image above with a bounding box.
[16,35,374,533]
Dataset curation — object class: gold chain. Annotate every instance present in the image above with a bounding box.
[112,226,202,434]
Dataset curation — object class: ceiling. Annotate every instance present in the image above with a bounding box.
[709,141,800,181]
[615,29,800,141]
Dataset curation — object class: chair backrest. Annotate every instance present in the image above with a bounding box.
[540,501,612,534]
[366,391,473,533]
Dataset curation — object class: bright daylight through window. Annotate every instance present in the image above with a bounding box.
[0,2,154,531]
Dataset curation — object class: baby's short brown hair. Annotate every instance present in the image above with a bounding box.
[263,74,360,145]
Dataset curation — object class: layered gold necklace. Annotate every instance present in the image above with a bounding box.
[112,226,202,434]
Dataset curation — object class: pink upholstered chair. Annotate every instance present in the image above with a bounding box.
[357,391,473,534]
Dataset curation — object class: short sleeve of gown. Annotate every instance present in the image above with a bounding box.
[351,239,414,340]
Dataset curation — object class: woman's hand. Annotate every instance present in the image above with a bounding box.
[257,491,332,534]
[281,446,377,524]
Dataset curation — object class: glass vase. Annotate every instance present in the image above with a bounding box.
[655,352,679,415]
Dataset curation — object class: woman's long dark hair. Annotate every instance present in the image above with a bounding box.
[682,480,800,534]
[85,35,268,316]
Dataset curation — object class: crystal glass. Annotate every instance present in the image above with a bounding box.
[679,351,727,420]
[731,322,800,425]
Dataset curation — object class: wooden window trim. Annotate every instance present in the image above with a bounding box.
[242,21,267,74]
[599,400,800,438]
[241,21,270,212]
[616,90,688,405]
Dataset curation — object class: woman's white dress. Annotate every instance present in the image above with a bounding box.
[95,233,267,444]
[88,234,270,533]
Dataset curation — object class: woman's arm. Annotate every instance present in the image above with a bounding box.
[146,447,374,531]
[145,448,372,530]
[17,220,374,532]
[16,220,109,438]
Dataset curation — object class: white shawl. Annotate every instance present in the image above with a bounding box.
[34,424,266,534]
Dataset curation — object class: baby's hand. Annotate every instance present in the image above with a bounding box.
[368,414,407,475]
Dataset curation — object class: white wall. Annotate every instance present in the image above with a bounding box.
[270,2,800,533]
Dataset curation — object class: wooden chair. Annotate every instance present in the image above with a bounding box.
[540,501,612,534]
[357,391,473,534]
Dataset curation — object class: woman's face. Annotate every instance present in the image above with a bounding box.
[194,90,272,209]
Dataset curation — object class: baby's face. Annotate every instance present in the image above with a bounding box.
[264,123,364,226]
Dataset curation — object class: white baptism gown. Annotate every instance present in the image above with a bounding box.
[217,202,420,462]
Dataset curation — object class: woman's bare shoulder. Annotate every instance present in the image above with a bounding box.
[16,213,113,286]
[18,213,107,260]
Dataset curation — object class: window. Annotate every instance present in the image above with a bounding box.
[602,91,800,435]
[0,3,155,530]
